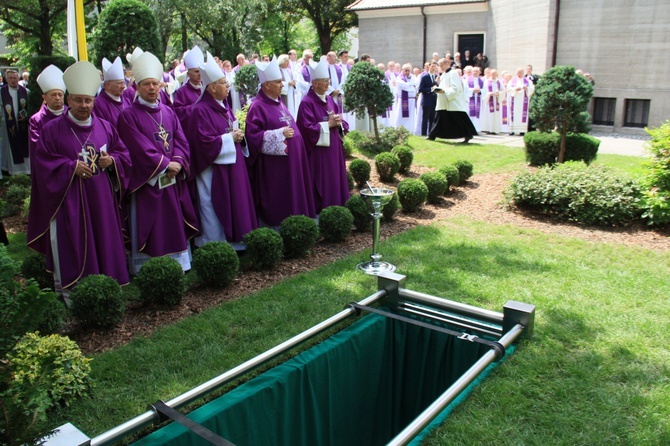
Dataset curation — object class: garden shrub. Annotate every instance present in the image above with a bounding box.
[135,256,185,306]
[382,192,400,222]
[439,165,460,192]
[356,133,388,155]
[375,152,401,182]
[349,159,371,188]
[380,125,410,150]
[6,332,92,412]
[524,131,600,166]
[6,174,31,188]
[391,145,413,174]
[243,227,283,269]
[419,171,448,204]
[347,171,355,190]
[453,159,474,184]
[319,206,354,242]
[21,252,53,290]
[397,178,428,213]
[638,120,670,226]
[0,246,63,355]
[345,129,366,146]
[504,162,641,226]
[70,275,125,328]
[22,195,30,219]
[192,242,239,288]
[279,215,319,258]
[342,137,355,159]
[4,183,29,216]
[345,195,373,232]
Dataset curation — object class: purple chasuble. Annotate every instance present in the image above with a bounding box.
[117,100,199,257]
[1,84,29,164]
[186,92,257,242]
[94,90,128,126]
[27,113,131,289]
[297,89,350,212]
[123,84,173,110]
[245,90,316,226]
[173,82,202,132]
[301,65,311,83]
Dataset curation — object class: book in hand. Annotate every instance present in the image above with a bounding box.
[158,173,176,189]
[431,86,443,93]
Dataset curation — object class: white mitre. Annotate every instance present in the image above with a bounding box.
[102,57,124,81]
[184,45,204,70]
[132,52,163,84]
[37,64,66,93]
[63,61,101,96]
[126,47,144,66]
[308,57,329,80]
[256,56,281,83]
[199,52,224,87]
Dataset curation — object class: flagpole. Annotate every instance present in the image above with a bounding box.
[75,0,88,61]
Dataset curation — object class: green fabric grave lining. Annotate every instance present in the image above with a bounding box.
[133,312,496,446]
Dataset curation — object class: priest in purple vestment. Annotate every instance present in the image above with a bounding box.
[245,57,315,227]
[0,69,30,175]
[173,45,204,132]
[186,53,257,249]
[297,57,350,213]
[29,65,67,171]
[27,61,131,296]
[123,47,174,111]
[117,51,199,274]
[94,56,131,126]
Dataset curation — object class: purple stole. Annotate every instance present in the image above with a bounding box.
[301,65,311,83]
[501,81,508,125]
[488,80,500,112]
[1,85,29,164]
[510,77,530,123]
[399,74,410,118]
[468,76,483,118]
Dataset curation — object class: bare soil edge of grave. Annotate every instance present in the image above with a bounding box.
[6,162,669,356]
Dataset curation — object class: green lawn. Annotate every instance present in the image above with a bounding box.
[45,218,670,445]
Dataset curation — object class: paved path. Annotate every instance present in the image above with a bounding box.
[470,132,649,157]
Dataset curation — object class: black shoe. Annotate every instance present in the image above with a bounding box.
[463,136,472,143]
[509,132,515,135]
[519,132,525,136]
[426,136,435,141]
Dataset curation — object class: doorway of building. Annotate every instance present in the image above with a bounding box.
[456,33,485,60]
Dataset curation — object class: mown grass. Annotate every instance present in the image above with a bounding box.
[44,218,670,445]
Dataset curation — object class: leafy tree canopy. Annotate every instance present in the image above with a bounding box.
[343,62,394,141]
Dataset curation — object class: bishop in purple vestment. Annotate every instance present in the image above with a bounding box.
[297,58,350,213]
[186,55,257,247]
[27,61,131,295]
[173,45,204,132]
[245,58,315,227]
[117,51,199,274]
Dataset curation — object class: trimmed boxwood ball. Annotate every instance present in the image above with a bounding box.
[20,252,53,290]
[319,206,354,242]
[345,195,373,232]
[347,171,355,190]
[382,192,400,222]
[243,227,284,269]
[349,159,371,188]
[279,215,319,259]
[70,275,125,328]
[397,178,428,213]
[391,145,414,174]
[439,165,460,192]
[374,152,401,182]
[419,171,448,204]
[135,256,186,306]
[192,242,239,288]
[453,159,474,184]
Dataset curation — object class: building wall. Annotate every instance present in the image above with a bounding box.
[556,0,670,132]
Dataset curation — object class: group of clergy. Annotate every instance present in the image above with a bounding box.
[25,47,350,298]
[378,59,535,139]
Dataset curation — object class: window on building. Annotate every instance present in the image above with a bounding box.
[624,99,650,128]
[592,97,616,126]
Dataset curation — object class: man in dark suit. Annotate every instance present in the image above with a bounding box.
[418,61,438,136]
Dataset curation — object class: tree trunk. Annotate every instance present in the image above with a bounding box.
[372,113,380,142]
[181,13,188,53]
[39,0,53,56]
[558,122,567,163]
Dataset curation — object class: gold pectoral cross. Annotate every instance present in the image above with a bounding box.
[156,124,171,153]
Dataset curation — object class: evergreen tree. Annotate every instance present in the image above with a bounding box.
[343,62,394,142]
[529,65,593,163]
